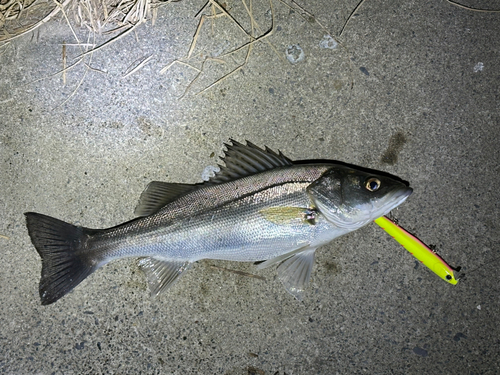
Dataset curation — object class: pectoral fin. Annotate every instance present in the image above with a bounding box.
[138,257,191,296]
[259,207,317,225]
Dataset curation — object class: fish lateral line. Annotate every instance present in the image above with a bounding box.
[374,215,459,285]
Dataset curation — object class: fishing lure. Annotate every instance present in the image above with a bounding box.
[374,216,458,285]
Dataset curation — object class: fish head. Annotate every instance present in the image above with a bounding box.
[307,165,412,230]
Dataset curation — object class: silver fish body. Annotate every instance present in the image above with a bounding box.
[25,141,412,305]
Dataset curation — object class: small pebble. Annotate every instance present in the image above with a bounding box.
[319,35,338,49]
[201,165,220,181]
[473,62,484,72]
[286,45,305,64]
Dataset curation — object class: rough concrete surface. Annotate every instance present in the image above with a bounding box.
[1,0,499,373]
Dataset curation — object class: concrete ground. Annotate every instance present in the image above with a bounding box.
[1,0,499,373]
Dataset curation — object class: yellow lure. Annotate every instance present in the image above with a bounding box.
[374,216,458,285]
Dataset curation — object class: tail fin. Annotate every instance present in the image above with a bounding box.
[25,212,100,305]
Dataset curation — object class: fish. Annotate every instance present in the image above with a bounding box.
[25,140,412,305]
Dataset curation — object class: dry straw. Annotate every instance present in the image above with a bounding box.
[0,0,175,43]
[0,0,347,97]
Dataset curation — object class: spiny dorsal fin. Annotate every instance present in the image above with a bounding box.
[135,141,293,216]
[208,140,293,184]
[135,182,197,217]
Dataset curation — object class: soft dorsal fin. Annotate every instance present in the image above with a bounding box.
[135,182,197,217]
[208,140,293,184]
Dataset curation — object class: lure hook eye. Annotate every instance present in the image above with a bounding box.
[365,177,381,192]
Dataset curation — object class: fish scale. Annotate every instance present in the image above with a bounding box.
[93,179,325,262]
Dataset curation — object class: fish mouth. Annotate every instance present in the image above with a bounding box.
[350,186,413,228]
[312,185,413,230]
[379,186,413,217]
[352,186,413,229]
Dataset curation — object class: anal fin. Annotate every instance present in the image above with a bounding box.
[138,257,191,296]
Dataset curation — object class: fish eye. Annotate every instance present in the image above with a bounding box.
[446,275,452,280]
[365,177,381,192]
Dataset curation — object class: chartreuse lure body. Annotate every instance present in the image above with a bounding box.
[374,216,458,285]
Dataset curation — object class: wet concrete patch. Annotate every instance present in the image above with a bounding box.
[381,131,407,165]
